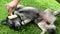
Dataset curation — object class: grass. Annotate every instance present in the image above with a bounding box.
[0,0,60,34]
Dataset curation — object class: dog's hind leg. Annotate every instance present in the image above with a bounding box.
[21,19,31,25]
[15,4,24,11]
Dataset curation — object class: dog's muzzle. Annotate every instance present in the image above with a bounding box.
[47,24,56,34]
[48,28,56,34]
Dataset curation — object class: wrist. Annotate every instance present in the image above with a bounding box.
[12,0,20,2]
[12,0,19,5]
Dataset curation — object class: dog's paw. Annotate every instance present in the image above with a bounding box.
[8,15,18,19]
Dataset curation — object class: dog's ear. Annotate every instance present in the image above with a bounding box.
[53,10,60,16]
[15,5,24,11]
[44,9,53,14]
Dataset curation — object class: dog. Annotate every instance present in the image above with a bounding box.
[1,5,41,29]
[1,5,60,34]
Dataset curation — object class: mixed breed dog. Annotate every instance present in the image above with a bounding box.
[1,5,60,34]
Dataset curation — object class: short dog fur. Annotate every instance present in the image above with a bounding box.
[1,5,60,34]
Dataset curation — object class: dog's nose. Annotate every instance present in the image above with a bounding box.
[48,28,56,34]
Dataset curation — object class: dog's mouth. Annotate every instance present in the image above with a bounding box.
[48,28,56,34]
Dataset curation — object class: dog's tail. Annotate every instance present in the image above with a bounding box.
[1,18,8,25]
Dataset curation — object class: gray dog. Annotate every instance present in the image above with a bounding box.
[1,5,60,34]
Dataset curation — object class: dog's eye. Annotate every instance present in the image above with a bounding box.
[46,22,50,25]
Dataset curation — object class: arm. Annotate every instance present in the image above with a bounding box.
[6,0,20,15]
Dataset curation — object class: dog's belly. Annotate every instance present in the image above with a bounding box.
[18,13,36,20]
[16,13,36,25]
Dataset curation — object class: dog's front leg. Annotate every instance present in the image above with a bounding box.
[37,21,47,34]
[41,29,47,34]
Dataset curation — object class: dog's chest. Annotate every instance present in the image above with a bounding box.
[43,13,56,23]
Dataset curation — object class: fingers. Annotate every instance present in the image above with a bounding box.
[6,5,12,15]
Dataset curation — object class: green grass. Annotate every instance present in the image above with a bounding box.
[0,0,60,34]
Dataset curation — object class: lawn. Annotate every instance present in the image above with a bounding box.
[0,0,60,34]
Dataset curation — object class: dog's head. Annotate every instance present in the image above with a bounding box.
[1,15,22,29]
